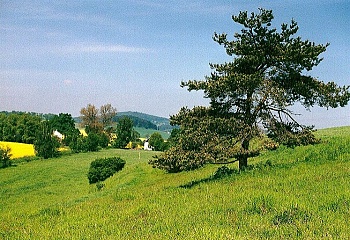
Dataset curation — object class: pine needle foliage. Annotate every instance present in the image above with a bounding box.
[150,8,350,172]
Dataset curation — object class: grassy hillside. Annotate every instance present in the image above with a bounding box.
[134,127,170,139]
[1,127,350,239]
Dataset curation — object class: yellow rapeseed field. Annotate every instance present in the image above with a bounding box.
[0,141,35,159]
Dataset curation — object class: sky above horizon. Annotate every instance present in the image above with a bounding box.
[1,0,349,128]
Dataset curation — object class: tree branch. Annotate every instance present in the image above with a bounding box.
[266,106,304,128]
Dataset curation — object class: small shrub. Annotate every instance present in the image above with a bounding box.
[96,182,105,191]
[132,139,143,149]
[149,147,206,173]
[212,166,235,179]
[0,146,12,168]
[88,157,126,184]
[254,159,273,170]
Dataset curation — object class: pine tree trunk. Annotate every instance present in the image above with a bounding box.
[238,139,250,170]
[238,156,248,170]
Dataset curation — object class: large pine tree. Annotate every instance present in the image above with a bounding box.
[150,8,350,172]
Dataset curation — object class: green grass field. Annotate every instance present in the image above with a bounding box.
[1,127,350,239]
[134,127,170,139]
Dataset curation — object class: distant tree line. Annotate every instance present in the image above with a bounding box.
[0,111,57,121]
[0,112,41,144]
[0,111,78,159]
[0,104,173,161]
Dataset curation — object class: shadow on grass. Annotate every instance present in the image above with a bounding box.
[179,138,350,189]
[179,165,240,189]
[179,176,214,189]
[179,161,273,189]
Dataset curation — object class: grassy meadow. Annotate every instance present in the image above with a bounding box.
[1,127,350,239]
[134,127,171,139]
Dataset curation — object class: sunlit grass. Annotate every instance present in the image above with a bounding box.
[1,126,350,239]
[0,141,35,159]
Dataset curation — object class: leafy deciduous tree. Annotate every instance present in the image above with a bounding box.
[80,104,102,134]
[0,113,41,144]
[34,121,60,159]
[50,113,78,146]
[150,8,350,172]
[100,104,117,129]
[149,132,166,151]
[85,132,100,152]
[80,103,117,145]
[100,104,117,141]
[114,116,139,148]
[50,113,75,135]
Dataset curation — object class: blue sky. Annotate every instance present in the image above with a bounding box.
[1,0,349,128]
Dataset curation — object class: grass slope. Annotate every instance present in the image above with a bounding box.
[134,127,170,139]
[1,127,350,239]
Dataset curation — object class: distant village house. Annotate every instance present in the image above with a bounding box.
[53,130,63,140]
[143,139,152,151]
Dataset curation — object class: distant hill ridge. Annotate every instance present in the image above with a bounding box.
[1,110,174,131]
[117,112,173,131]
[114,114,157,130]
[117,111,168,123]
[74,111,174,131]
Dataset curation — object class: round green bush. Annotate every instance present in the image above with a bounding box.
[88,157,126,184]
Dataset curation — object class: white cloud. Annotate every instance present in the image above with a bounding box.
[63,79,73,86]
[59,43,150,54]
[77,44,149,53]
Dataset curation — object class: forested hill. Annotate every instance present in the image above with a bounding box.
[116,112,173,131]
[117,112,169,124]
[74,111,174,131]
[113,115,157,130]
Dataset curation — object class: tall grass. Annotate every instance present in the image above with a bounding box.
[1,127,350,239]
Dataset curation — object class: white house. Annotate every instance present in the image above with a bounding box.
[144,139,152,151]
[53,130,63,140]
